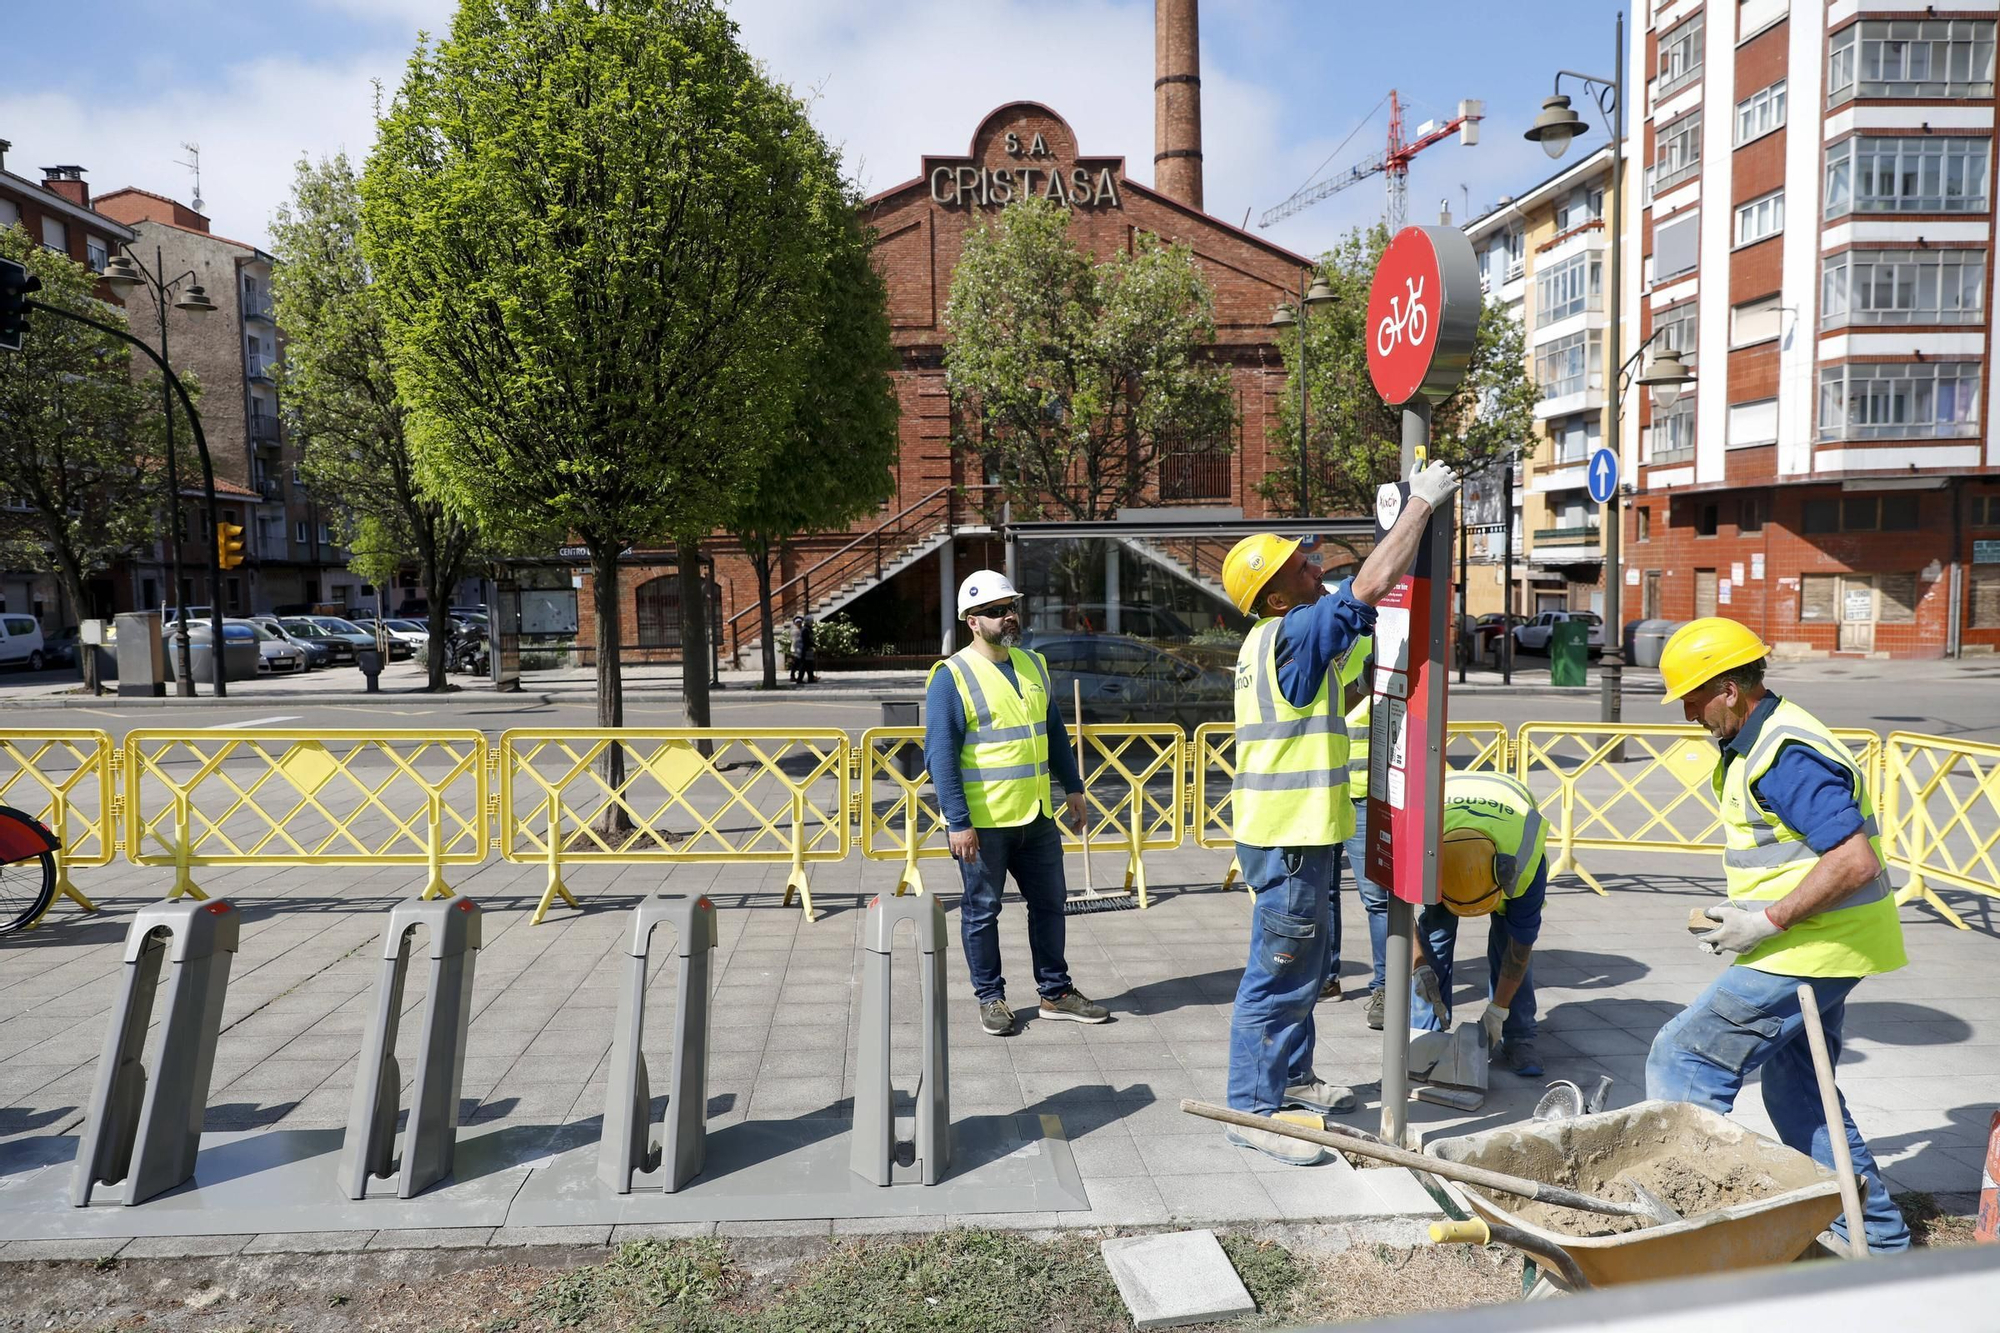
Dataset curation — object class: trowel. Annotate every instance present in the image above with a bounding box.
[1407,1021,1488,1110]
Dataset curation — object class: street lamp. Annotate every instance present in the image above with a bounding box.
[1271,273,1336,517]
[99,247,227,696]
[1524,11,1630,726]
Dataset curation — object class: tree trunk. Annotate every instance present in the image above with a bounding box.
[590,539,629,831]
[50,557,91,693]
[426,597,453,691]
[750,541,778,690]
[677,538,711,733]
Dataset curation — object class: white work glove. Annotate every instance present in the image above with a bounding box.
[1697,903,1782,956]
[1413,963,1444,1013]
[1480,1001,1508,1046]
[1408,459,1462,511]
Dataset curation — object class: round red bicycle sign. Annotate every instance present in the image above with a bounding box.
[1365,226,1481,406]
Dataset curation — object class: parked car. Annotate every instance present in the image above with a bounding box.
[279,616,357,666]
[1471,613,1529,661]
[180,621,262,682]
[1512,609,1606,655]
[308,615,412,661]
[1025,631,1233,728]
[0,614,47,671]
[380,618,432,647]
[45,626,81,669]
[246,620,308,674]
[249,616,331,670]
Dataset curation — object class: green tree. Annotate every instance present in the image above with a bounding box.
[0,227,164,685]
[1260,224,1540,530]
[268,152,480,690]
[723,215,900,689]
[943,197,1236,522]
[363,0,863,738]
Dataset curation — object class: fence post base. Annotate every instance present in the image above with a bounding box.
[780,793,817,924]
[531,793,578,926]
[71,899,239,1207]
[1896,873,1968,930]
[599,894,718,1194]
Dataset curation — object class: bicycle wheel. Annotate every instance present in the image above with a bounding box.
[0,848,56,936]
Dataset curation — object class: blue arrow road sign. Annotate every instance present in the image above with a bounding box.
[1587,447,1619,505]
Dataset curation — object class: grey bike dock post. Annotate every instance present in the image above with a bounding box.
[71,899,241,1207]
[340,896,482,1200]
[850,891,952,1186]
[598,893,718,1194]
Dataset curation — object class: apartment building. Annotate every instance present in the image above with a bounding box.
[93,188,349,614]
[1462,146,1632,622]
[1628,0,1999,656]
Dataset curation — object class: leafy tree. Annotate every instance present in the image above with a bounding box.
[1260,224,1540,532]
[268,152,479,689]
[943,197,1236,522]
[723,215,899,689]
[363,0,862,739]
[0,227,165,685]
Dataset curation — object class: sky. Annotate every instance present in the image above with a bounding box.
[1,0,1629,256]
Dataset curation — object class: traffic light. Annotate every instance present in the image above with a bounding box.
[217,521,246,570]
[0,258,40,353]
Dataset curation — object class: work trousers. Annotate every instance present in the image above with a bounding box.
[1408,882,1541,1046]
[1644,966,1911,1253]
[954,813,1073,1005]
[1228,842,1337,1115]
[1337,804,1387,992]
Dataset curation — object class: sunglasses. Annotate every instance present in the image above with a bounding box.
[970,600,1021,619]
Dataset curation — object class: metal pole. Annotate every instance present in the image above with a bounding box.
[154,253,194,698]
[1297,272,1310,517]
[1503,453,1515,685]
[1599,10,1625,727]
[1457,490,1468,684]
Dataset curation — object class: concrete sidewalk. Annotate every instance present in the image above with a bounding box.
[1,842,1991,1258]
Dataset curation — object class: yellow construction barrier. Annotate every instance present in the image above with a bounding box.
[1194,722,1511,891]
[499,729,849,924]
[0,729,112,924]
[123,729,488,901]
[1515,723,1880,895]
[857,724,1182,908]
[1882,731,2000,931]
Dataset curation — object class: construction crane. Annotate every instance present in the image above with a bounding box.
[1260,91,1484,234]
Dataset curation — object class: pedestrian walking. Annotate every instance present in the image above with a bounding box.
[789,614,818,685]
[924,570,1109,1037]
[1219,459,1460,1166]
[1644,617,1910,1254]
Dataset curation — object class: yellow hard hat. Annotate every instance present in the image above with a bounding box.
[1659,617,1772,703]
[1223,534,1302,615]
[1440,827,1504,917]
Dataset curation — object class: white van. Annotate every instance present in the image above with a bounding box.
[0,615,46,670]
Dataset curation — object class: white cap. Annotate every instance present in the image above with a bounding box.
[956,570,1020,617]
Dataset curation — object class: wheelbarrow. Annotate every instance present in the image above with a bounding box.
[1424,1100,1844,1290]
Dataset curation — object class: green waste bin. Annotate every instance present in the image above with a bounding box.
[1550,619,1590,687]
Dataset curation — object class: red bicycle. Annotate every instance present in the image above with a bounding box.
[0,804,60,935]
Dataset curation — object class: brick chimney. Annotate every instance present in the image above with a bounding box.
[40,165,90,208]
[1154,0,1203,211]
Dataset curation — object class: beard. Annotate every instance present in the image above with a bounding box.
[977,618,1021,648]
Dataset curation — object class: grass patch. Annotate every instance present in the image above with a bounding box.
[1896,1191,1980,1248]
[1217,1235,1305,1313]
[530,1237,742,1329]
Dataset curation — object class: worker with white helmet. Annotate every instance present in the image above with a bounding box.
[924,570,1109,1037]
[1644,616,1910,1253]
[1217,458,1461,1166]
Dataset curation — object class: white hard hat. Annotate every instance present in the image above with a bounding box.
[956,570,1020,617]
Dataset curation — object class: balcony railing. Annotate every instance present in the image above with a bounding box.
[1647,444,1696,466]
[242,294,274,322]
[1534,524,1602,546]
[257,478,282,500]
[249,416,282,446]
[246,357,275,383]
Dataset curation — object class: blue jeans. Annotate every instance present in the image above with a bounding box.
[1645,966,1911,1253]
[1409,891,1540,1045]
[955,814,1073,1004]
[1228,842,1337,1115]
[1340,805,1388,992]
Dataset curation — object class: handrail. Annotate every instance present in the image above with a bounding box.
[725,483,1000,643]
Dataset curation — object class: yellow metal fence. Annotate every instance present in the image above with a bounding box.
[3,719,1987,930]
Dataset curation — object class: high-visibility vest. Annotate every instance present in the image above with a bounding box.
[1443,772,1548,897]
[1339,635,1373,802]
[1712,698,1906,978]
[930,646,1056,828]
[1231,616,1351,848]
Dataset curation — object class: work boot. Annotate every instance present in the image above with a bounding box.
[1318,977,1342,1003]
[980,998,1015,1037]
[1501,1039,1543,1078]
[1039,990,1110,1024]
[1283,1079,1358,1115]
[1226,1125,1325,1167]
[1365,988,1385,1030]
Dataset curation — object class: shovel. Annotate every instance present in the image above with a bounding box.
[1184,1100,1678,1223]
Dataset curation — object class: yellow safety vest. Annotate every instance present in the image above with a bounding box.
[1713,698,1906,978]
[1443,772,1548,897]
[1339,635,1373,802]
[930,646,1055,829]
[1231,616,1351,848]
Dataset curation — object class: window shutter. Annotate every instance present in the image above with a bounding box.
[1877,572,1918,623]
[1970,568,2000,628]
[1655,212,1700,281]
[1801,574,1839,622]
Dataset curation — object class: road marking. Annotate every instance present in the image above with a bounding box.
[204,715,303,730]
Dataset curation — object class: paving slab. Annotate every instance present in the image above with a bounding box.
[1101,1229,1256,1330]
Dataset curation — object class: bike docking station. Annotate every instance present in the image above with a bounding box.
[0,887,1087,1244]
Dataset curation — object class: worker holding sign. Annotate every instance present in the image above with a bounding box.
[1217,458,1460,1166]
